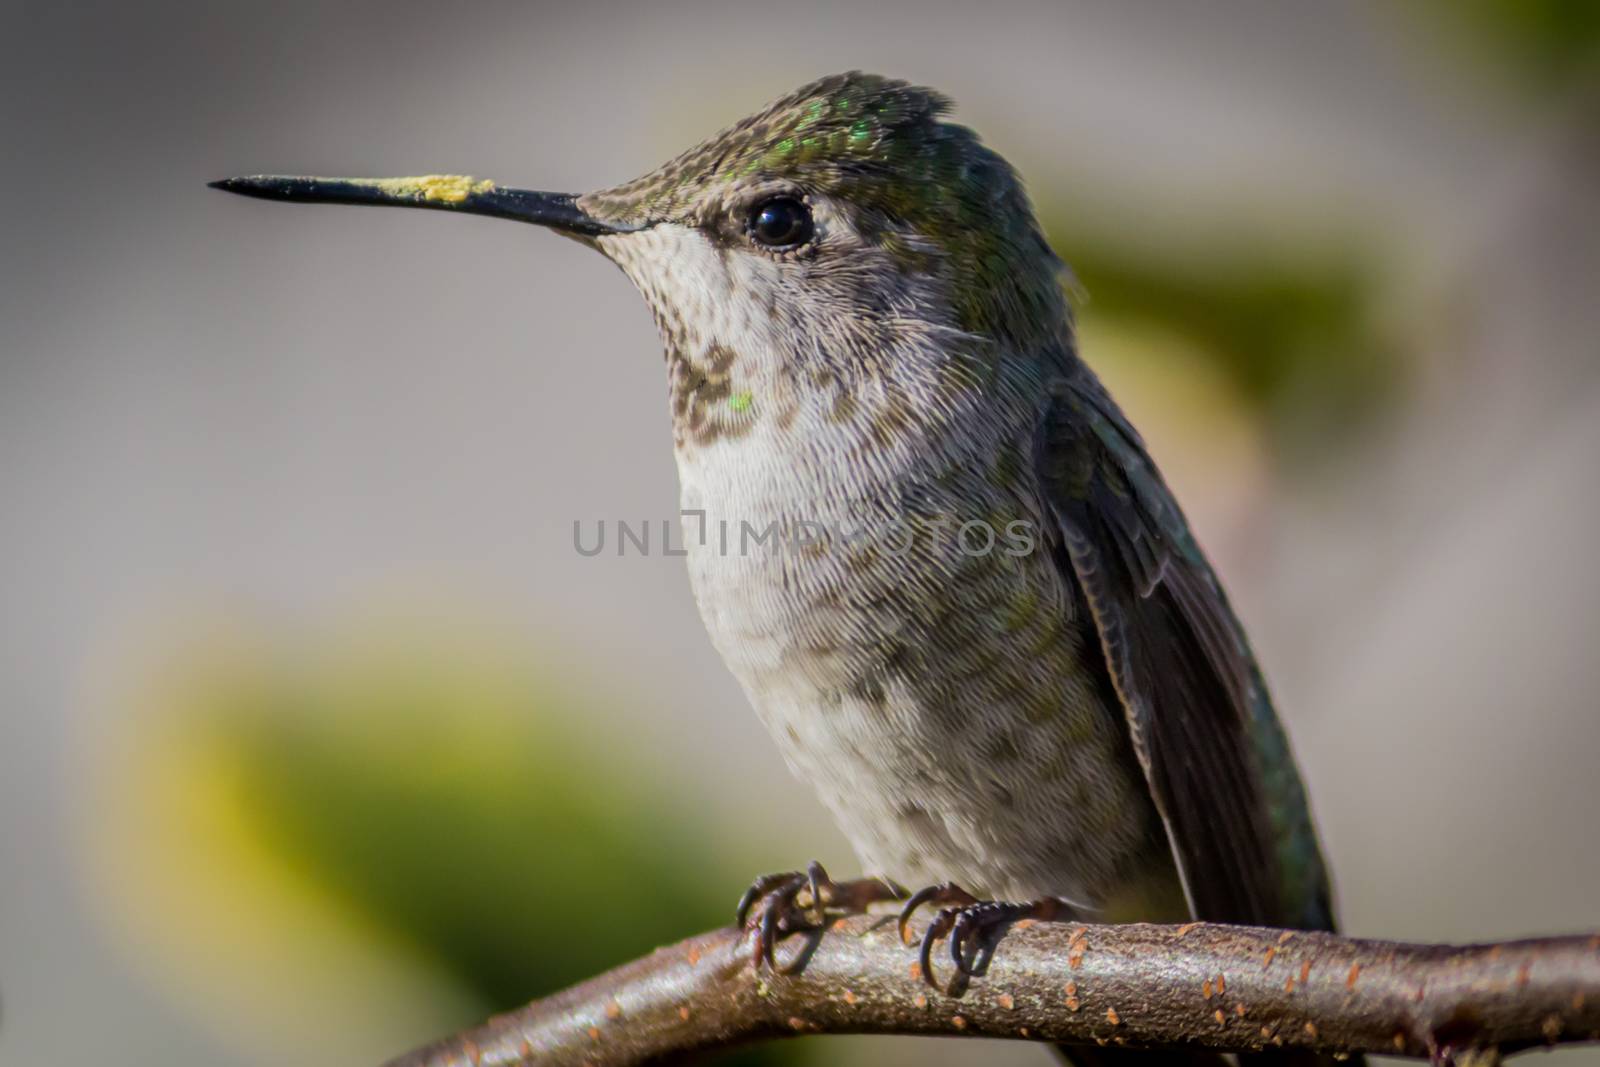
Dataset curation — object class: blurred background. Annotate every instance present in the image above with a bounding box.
[3,2,1599,1065]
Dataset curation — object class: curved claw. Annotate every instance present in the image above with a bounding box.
[950,907,979,976]
[897,884,946,946]
[917,907,959,988]
[734,884,760,927]
[897,882,978,946]
[756,875,806,967]
[806,859,828,911]
[903,885,1073,989]
[754,890,777,967]
[740,864,911,971]
[736,871,800,927]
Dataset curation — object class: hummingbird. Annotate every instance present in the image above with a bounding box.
[213,72,1347,1065]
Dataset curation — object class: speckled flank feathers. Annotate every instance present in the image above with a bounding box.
[581,72,1336,936]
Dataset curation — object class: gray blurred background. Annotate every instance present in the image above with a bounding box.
[3,2,1598,1065]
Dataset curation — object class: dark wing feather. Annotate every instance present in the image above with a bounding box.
[1037,364,1303,926]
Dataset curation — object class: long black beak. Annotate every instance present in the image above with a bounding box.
[208,174,638,237]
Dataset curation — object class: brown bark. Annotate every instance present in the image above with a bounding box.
[382,917,1600,1067]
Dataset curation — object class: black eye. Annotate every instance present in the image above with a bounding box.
[748,197,813,249]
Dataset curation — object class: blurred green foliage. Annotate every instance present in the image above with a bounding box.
[199,640,806,1067]
[1044,221,1404,454]
[1439,0,1600,93]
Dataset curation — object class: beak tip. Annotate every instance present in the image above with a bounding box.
[210,175,317,204]
[209,176,273,198]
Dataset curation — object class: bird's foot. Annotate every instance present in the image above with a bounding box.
[735,860,907,969]
[898,883,1074,990]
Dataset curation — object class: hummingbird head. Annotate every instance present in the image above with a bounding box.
[212,72,1069,451]
[577,72,1064,341]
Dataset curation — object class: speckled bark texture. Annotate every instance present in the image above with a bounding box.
[382,917,1600,1067]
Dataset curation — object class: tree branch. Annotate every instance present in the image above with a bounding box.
[382,917,1600,1067]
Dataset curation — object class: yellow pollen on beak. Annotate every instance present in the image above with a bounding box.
[358,174,497,204]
